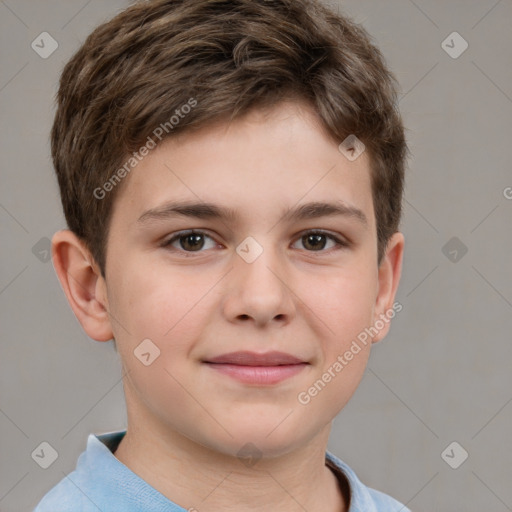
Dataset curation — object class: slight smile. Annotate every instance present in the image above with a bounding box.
[203,351,310,385]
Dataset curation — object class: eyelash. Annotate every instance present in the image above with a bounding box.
[160,229,350,256]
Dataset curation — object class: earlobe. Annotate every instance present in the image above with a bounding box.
[51,229,113,342]
[371,231,405,344]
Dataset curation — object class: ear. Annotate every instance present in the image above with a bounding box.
[51,229,113,342]
[371,231,404,343]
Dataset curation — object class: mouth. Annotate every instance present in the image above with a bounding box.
[203,351,310,385]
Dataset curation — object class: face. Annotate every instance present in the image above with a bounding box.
[100,100,401,458]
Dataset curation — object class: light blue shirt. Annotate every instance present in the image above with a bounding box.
[34,430,411,511]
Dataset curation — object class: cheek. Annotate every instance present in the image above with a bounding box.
[109,261,211,423]
[109,261,226,412]
[109,255,213,343]
[294,266,376,342]
[295,275,374,418]
[296,343,370,427]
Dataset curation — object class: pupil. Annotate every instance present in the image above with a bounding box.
[183,234,203,251]
[305,234,325,250]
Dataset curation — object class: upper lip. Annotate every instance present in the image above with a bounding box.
[204,351,307,366]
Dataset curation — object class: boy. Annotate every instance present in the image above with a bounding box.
[34,0,410,510]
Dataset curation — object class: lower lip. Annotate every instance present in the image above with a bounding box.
[204,363,308,385]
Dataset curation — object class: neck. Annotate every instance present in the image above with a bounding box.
[114,413,347,512]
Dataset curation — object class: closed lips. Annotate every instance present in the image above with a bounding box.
[203,351,310,385]
[204,351,307,366]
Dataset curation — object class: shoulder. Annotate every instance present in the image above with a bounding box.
[33,472,98,512]
[33,432,124,512]
[33,430,185,512]
[364,486,411,511]
[325,451,411,512]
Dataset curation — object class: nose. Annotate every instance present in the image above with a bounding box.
[221,241,295,328]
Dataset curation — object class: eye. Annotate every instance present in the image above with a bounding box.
[161,229,349,256]
[161,230,218,253]
[291,230,349,252]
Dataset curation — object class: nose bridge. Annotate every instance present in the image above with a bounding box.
[224,235,294,325]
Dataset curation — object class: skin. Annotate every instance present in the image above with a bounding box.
[52,100,404,512]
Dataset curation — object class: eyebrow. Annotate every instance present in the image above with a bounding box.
[137,199,368,227]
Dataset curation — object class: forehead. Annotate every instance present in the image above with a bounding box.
[110,100,375,231]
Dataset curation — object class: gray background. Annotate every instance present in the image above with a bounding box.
[1,0,511,511]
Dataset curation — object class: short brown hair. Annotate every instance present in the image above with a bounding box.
[51,0,409,277]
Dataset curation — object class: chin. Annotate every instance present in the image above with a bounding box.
[209,419,315,461]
